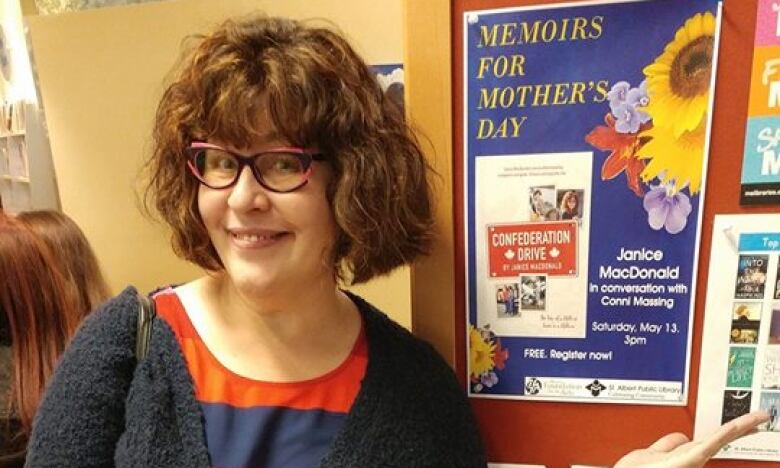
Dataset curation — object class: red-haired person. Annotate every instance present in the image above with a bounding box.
[28,15,765,468]
[0,212,86,466]
[18,210,111,314]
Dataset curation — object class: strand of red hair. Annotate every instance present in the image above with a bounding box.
[0,211,81,437]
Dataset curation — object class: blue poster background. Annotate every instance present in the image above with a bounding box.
[466,0,719,401]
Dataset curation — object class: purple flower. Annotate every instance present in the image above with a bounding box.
[626,80,651,124]
[627,80,649,106]
[480,371,498,388]
[608,81,631,114]
[613,103,642,133]
[643,185,692,234]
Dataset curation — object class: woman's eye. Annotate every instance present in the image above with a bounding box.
[206,152,237,171]
[218,158,237,170]
[272,156,299,173]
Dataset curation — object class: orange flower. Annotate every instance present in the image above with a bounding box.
[586,113,652,197]
[492,339,509,370]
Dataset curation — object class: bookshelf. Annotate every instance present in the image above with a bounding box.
[0,101,31,213]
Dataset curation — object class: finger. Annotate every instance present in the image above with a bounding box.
[648,432,690,452]
[690,411,770,460]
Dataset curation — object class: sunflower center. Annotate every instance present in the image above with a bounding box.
[669,35,713,98]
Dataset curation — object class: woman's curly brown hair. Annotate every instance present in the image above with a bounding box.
[144,14,433,284]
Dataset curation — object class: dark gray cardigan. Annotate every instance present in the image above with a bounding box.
[26,287,486,467]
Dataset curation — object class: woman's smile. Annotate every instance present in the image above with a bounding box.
[227,228,291,249]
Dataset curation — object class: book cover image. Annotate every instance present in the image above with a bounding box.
[730,302,762,344]
[727,347,757,388]
[770,306,780,345]
[722,390,753,424]
[734,254,769,299]
[763,347,780,390]
[758,392,780,432]
[774,261,780,299]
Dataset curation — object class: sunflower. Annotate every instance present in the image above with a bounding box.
[639,117,706,194]
[642,11,716,138]
[469,326,495,378]
[638,11,715,194]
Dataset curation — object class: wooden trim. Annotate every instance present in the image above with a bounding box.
[404,0,457,368]
[19,0,39,16]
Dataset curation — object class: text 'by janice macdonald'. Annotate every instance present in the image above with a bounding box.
[470,14,610,140]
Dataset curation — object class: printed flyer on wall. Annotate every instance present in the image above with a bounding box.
[464,0,722,404]
[740,0,780,205]
[694,214,780,462]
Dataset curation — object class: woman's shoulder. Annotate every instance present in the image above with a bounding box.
[78,286,143,333]
[63,285,172,364]
[346,292,456,379]
[348,293,425,345]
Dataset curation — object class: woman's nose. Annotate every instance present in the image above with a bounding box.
[227,166,272,212]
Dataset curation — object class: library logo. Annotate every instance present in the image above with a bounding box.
[586,379,606,397]
[525,377,543,395]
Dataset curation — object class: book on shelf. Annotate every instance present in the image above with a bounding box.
[7,138,27,178]
[0,100,26,135]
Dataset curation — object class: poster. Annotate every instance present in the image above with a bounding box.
[465,0,722,403]
[694,214,780,462]
[372,64,404,112]
[740,0,780,205]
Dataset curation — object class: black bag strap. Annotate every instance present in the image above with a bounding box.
[135,293,156,361]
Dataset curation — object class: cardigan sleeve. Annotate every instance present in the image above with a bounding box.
[25,287,139,468]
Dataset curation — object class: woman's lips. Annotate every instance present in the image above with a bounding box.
[228,229,290,248]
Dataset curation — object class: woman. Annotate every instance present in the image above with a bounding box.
[27,14,765,468]
[559,190,580,220]
[17,210,111,315]
[27,15,481,467]
[0,212,86,466]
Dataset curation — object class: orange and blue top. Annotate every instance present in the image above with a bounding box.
[154,290,368,468]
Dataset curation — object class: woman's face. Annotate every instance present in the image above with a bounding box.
[197,116,337,297]
[567,196,577,209]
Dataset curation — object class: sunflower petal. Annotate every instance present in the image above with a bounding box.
[644,62,671,76]
[687,13,703,40]
[703,12,716,34]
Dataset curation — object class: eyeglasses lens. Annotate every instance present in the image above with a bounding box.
[193,149,310,191]
[255,152,308,191]
[194,149,239,188]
